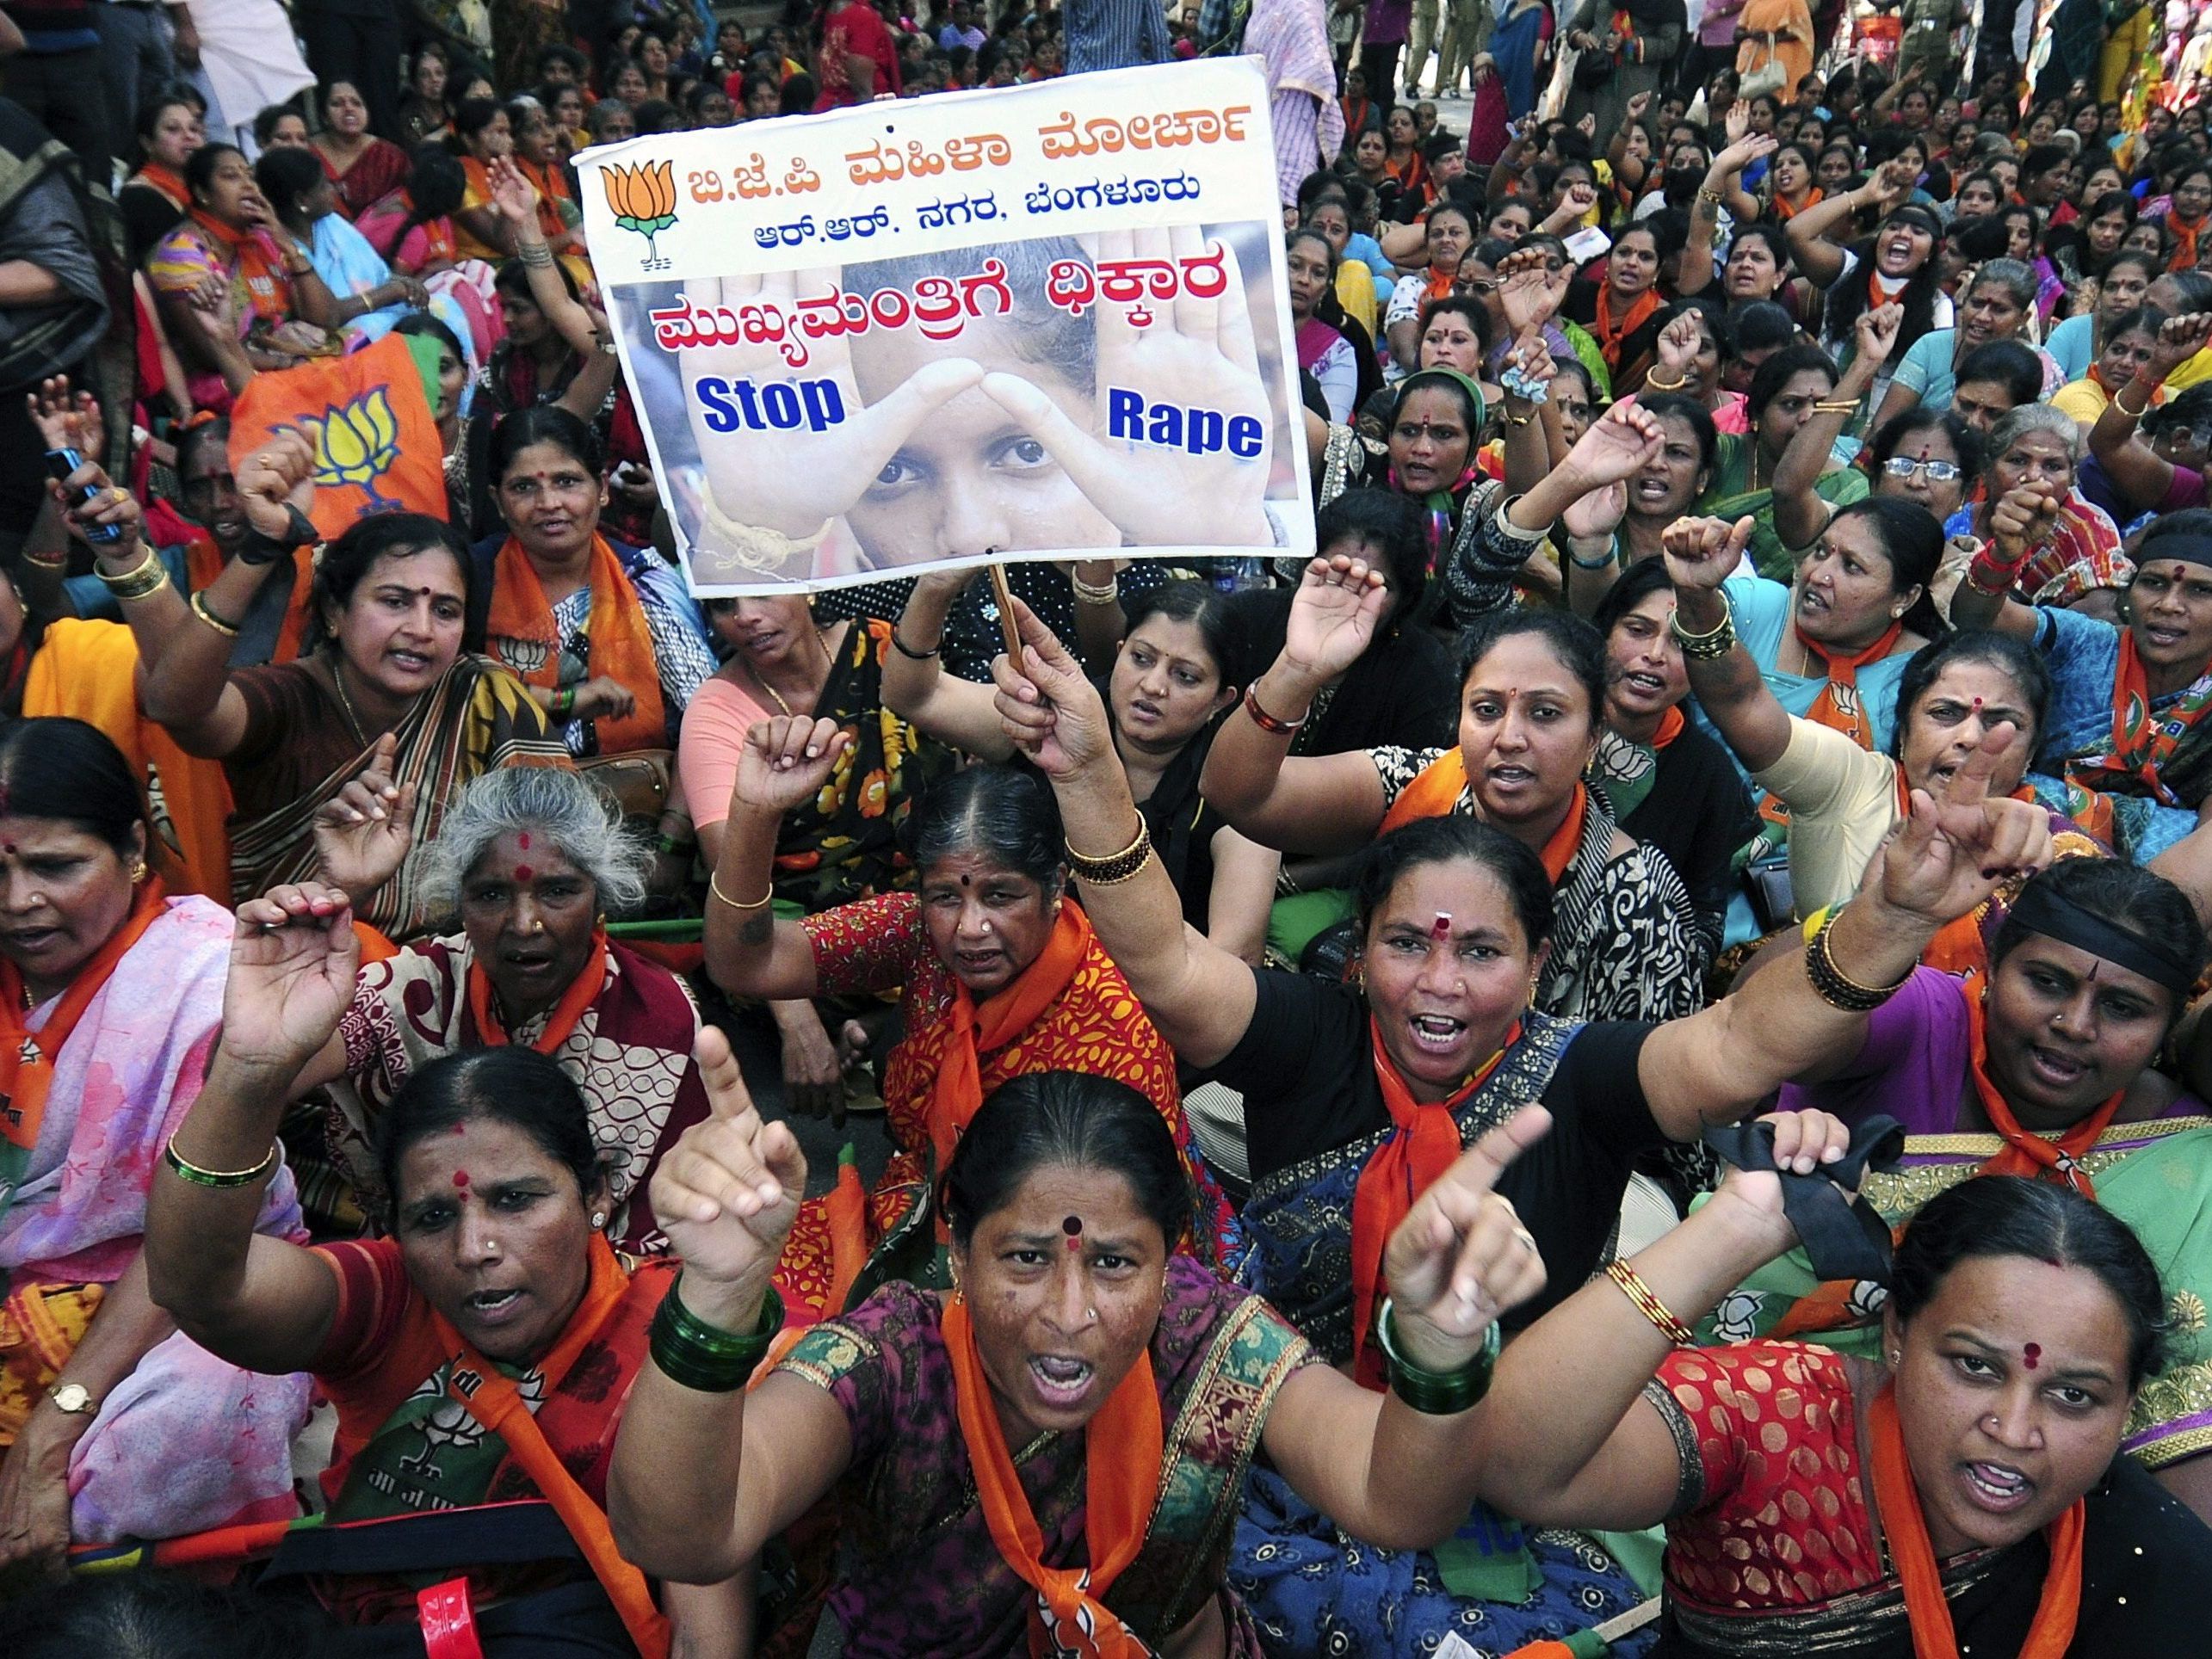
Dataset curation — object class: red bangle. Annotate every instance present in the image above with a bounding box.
[1245,686,1307,735]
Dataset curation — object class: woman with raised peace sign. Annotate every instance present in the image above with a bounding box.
[988,589,2048,1652]
[665,229,1279,585]
[142,880,748,1656]
[609,1056,1552,1656]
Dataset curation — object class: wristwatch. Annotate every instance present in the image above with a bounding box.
[46,1381,96,1416]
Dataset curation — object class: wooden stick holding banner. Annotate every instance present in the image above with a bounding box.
[989,564,1023,667]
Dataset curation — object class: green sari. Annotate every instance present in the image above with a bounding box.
[1701,434,1870,582]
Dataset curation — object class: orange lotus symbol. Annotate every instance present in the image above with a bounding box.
[602,159,677,270]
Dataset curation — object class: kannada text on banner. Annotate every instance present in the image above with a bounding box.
[574,57,1313,595]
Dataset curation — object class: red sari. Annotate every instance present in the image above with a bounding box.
[318,137,411,221]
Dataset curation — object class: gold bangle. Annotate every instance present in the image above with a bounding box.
[96,545,168,601]
[708,867,774,910]
[22,548,66,570]
[1804,908,1910,1011]
[1643,372,1690,392]
[1066,815,1153,884]
[1071,576,1120,605]
[163,1136,281,1188]
[1813,398,1861,413]
[1696,187,1724,205]
[2112,387,2152,421]
[1605,1259,1696,1345]
[190,589,242,637]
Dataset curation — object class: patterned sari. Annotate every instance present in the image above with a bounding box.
[775,895,1239,1321]
[226,654,570,941]
[770,1258,1317,1656]
[1233,1012,1653,1656]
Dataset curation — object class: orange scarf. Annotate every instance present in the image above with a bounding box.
[942,1291,1160,1659]
[1379,749,1586,885]
[1591,282,1660,371]
[1869,269,1912,309]
[183,538,317,664]
[2169,211,2207,271]
[132,162,188,209]
[1799,620,1902,749]
[1867,1382,2083,1659]
[1774,186,1822,221]
[516,156,575,244]
[1348,1019,1519,1388]
[485,535,667,755]
[927,903,1093,1175]
[0,879,167,1163]
[190,207,290,325]
[2068,628,2212,807]
[424,1234,670,1659]
[1651,706,1685,749]
[466,928,609,1054]
[1962,987,2124,1197]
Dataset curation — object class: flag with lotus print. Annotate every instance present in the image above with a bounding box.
[228,332,447,540]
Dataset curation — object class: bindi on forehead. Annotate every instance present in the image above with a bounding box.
[1430,912,1453,940]
[453,1169,470,1187]
[511,865,534,883]
[2024,1341,2042,1370]
[1062,1215,1083,1250]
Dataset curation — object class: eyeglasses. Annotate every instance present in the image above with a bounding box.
[1457,277,1498,296]
[1883,456,1963,483]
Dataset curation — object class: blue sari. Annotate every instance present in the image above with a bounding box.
[311,212,406,342]
[1494,1,1551,120]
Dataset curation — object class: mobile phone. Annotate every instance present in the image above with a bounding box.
[45,447,121,544]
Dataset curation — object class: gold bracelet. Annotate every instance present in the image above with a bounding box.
[2112,387,2152,421]
[1071,575,1120,605]
[1643,372,1690,392]
[708,867,774,910]
[96,545,168,601]
[1696,187,1724,205]
[1812,398,1861,413]
[163,1136,281,1188]
[1804,908,1910,1012]
[1066,815,1152,884]
[190,589,242,637]
[1605,1259,1696,1345]
[22,547,66,570]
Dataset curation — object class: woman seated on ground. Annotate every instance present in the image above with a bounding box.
[396,42,455,146]
[1588,558,1759,959]
[2051,305,2168,432]
[1949,499,2212,861]
[2085,311,2212,524]
[252,145,428,345]
[1288,226,1360,424]
[1382,200,1477,379]
[1872,258,2060,430]
[145,142,341,409]
[479,407,714,760]
[609,1059,1548,1655]
[992,589,2050,1652]
[1476,1164,2212,1647]
[354,145,502,368]
[679,588,955,1119]
[1948,406,2130,617]
[142,890,747,1654]
[121,435,568,938]
[887,570,1276,954]
[1787,163,1953,395]
[310,80,409,223]
[507,97,589,287]
[0,720,311,1570]
[445,99,520,266]
[2045,246,2161,379]
[703,758,1237,1322]
[118,92,201,267]
[281,765,711,1247]
[1563,219,1673,394]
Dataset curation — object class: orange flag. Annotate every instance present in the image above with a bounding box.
[228,333,448,540]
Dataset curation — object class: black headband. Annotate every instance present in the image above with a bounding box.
[2133,534,2212,570]
[2005,881,2198,996]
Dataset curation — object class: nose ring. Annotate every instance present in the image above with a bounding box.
[1084,1306,1098,1325]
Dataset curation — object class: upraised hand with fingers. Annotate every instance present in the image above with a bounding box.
[223,881,362,1073]
[2143,311,2212,387]
[650,1027,806,1318]
[1380,1107,1553,1370]
[1659,514,1756,593]
[730,714,854,817]
[679,266,985,541]
[1876,720,2053,928]
[485,152,542,231]
[26,374,102,463]
[312,731,419,905]
[1282,553,1391,681]
[981,226,1272,547]
[987,595,1115,779]
[235,427,318,540]
[1653,311,1707,381]
[1497,246,1571,337]
[1987,478,2063,569]
[1852,301,1906,373]
[1564,399,1666,490]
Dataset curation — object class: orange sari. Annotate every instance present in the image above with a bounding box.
[485,535,668,755]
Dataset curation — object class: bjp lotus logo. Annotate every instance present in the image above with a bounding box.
[300,389,402,509]
[602,160,677,271]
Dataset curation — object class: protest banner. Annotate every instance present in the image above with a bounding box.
[574,57,1312,595]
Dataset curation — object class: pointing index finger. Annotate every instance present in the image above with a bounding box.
[1446,1105,1552,1198]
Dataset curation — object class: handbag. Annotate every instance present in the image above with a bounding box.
[577,749,672,827]
[1738,34,1788,98]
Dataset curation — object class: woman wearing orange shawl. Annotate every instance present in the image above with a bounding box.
[1567,221,1668,393]
[482,408,716,758]
[118,92,201,265]
[1473,1145,2212,1653]
[2164,162,2212,272]
[142,882,749,1655]
[705,750,1237,1325]
[609,1055,1553,1656]
[1733,0,1813,100]
[987,589,2061,1652]
[448,99,521,265]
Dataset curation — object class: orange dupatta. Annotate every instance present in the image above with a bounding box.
[1867,1383,2083,1659]
[423,1233,670,1659]
[2169,213,2207,272]
[942,1292,1161,1659]
[0,879,167,1170]
[1760,620,1903,831]
[1378,749,1586,885]
[1962,988,2124,1197]
[183,537,317,664]
[2065,629,2212,807]
[131,162,189,210]
[465,928,609,1053]
[1591,282,1661,373]
[1348,1019,1519,1389]
[189,209,291,326]
[927,903,1093,1175]
[485,535,668,755]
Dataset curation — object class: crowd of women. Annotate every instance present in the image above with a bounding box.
[15,5,2212,1658]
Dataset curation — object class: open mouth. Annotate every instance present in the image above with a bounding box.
[1127,699,1164,724]
[955,949,1004,977]
[2025,1045,2087,1089]
[1796,588,1832,617]
[3,927,59,954]
[1634,477,1673,503]
[1961,1460,2034,1514]
[1620,669,1667,699]
[1029,1354,1096,1409]
[388,648,433,674]
[1407,1011,1467,1055]
[1486,762,1537,792]
[468,1287,526,1324]
[2142,625,2187,651]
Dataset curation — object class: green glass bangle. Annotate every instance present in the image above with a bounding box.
[649,1274,784,1392]
[1376,1298,1501,1415]
[163,1137,281,1188]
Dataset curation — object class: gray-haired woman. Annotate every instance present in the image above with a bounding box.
[279,755,714,1242]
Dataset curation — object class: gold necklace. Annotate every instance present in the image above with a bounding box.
[330,659,369,749]
[745,626,831,719]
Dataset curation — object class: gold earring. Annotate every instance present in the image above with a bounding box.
[128,859,148,884]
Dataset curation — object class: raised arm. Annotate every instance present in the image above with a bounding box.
[2087,313,2212,514]
[879,567,1016,760]
[609,1031,850,1582]
[144,885,361,1372]
[488,157,600,357]
[1662,515,1792,772]
[1470,1111,1850,1527]
[1634,724,2052,1138]
[991,599,1262,1067]
[1607,91,1656,191]
[700,717,839,1001]
[1770,305,1901,553]
[1943,479,2061,639]
[1785,161,1911,289]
